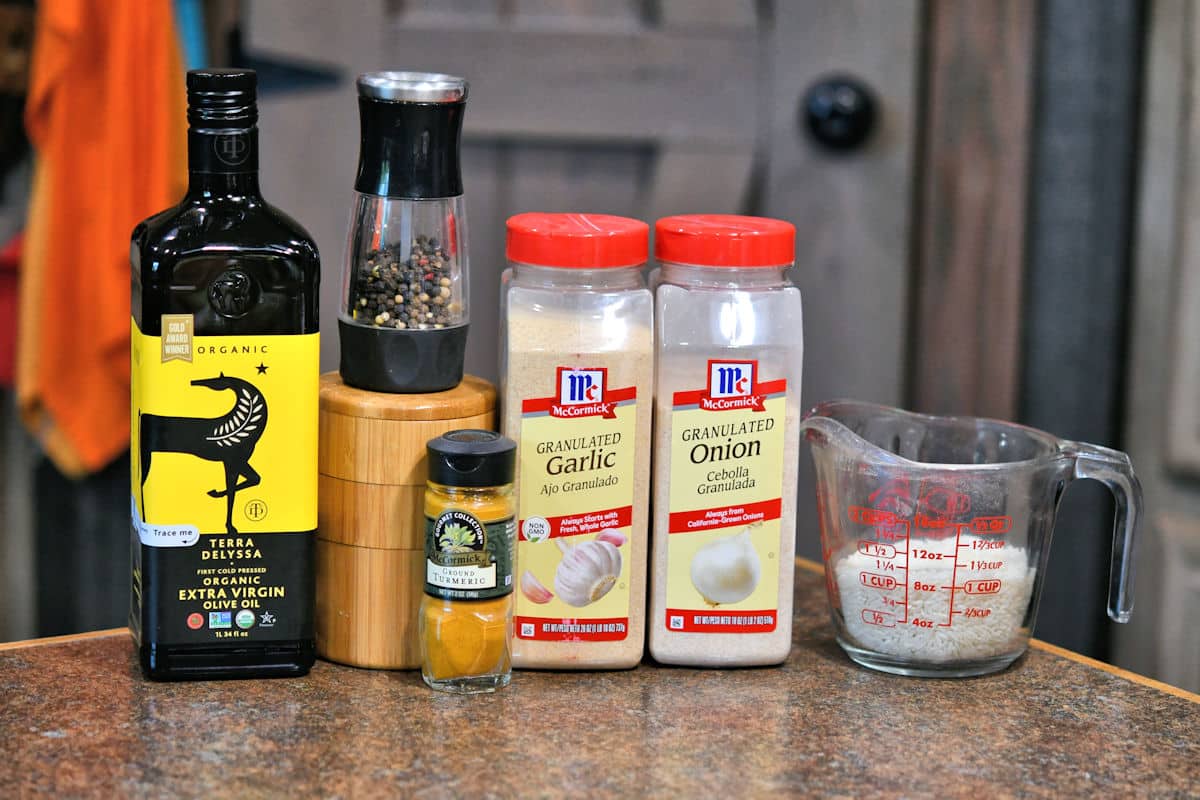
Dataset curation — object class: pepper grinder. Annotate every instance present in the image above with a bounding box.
[339,72,470,393]
[319,72,492,670]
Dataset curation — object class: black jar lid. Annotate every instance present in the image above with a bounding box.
[427,430,516,488]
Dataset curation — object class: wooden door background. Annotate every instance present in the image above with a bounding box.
[1116,0,1200,691]
[248,0,922,565]
[1,1,1163,684]
[250,0,1150,668]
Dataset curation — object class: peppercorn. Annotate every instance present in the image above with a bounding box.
[348,236,463,328]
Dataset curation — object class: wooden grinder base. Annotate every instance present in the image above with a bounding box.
[316,372,496,669]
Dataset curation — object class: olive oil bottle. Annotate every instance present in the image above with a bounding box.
[130,69,319,679]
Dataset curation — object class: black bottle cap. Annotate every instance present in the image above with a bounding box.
[427,430,516,488]
[187,68,258,129]
[353,71,467,199]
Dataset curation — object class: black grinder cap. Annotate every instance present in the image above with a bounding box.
[354,71,467,199]
[427,430,516,488]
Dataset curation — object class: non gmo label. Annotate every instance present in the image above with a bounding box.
[664,359,785,634]
[425,510,515,601]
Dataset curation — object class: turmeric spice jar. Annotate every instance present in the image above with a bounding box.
[420,430,517,693]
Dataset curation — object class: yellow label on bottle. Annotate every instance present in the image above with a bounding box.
[664,359,786,634]
[514,367,635,642]
[130,318,318,538]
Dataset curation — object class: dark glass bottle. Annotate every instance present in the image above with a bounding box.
[130,69,319,680]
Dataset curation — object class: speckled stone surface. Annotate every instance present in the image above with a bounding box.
[2,569,1198,798]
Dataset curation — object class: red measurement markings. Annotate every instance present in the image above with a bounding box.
[960,538,1005,550]
[910,548,947,560]
[902,520,912,624]
[915,513,956,529]
[963,608,991,618]
[859,571,898,590]
[970,515,1013,535]
[861,609,895,628]
[963,579,1002,595]
[941,524,964,627]
[858,540,896,559]
[876,520,910,542]
[966,559,1004,570]
[848,506,897,526]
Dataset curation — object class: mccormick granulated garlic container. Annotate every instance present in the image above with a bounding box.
[648,214,801,667]
[500,213,652,669]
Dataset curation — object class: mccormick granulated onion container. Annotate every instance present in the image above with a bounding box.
[338,72,470,393]
[648,214,802,667]
[500,213,653,669]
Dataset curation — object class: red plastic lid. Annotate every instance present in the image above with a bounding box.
[506,213,648,268]
[655,214,795,267]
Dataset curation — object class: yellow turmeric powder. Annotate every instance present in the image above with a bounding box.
[420,431,516,693]
[421,595,511,681]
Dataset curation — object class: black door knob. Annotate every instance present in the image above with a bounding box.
[802,76,877,152]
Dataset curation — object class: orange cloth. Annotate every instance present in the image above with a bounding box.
[18,0,187,475]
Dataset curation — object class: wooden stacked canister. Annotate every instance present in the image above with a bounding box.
[316,372,496,668]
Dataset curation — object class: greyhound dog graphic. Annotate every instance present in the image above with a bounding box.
[139,373,268,534]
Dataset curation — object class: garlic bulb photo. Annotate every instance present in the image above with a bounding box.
[521,570,554,604]
[595,528,627,548]
[554,540,623,607]
[690,529,762,605]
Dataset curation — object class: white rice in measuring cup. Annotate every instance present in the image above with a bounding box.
[833,536,1037,662]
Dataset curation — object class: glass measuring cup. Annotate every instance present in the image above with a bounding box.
[801,400,1141,678]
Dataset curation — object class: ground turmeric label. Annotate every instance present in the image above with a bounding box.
[130,317,317,643]
[424,509,515,601]
[514,367,636,642]
[663,359,786,634]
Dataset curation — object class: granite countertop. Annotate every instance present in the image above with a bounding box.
[2,561,1198,798]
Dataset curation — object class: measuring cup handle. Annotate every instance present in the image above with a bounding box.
[1066,441,1143,623]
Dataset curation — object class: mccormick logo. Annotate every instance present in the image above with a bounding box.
[559,368,605,405]
[521,367,637,420]
[701,360,766,411]
[549,367,617,419]
[709,360,755,399]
